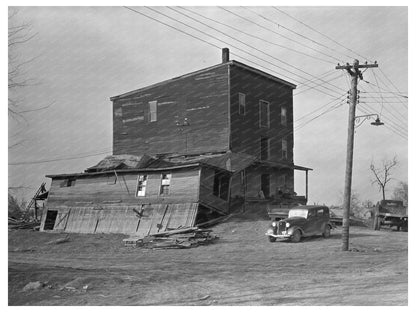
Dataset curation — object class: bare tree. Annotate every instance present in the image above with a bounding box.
[8,8,53,149]
[370,156,398,200]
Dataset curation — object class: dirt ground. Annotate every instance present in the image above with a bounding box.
[8,214,408,306]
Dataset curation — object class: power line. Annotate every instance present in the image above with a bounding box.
[178,6,334,65]
[295,73,344,96]
[160,7,345,96]
[9,149,112,166]
[272,7,370,61]
[245,7,354,61]
[140,6,344,99]
[219,7,342,63]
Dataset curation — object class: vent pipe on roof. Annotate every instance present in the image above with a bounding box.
[222,48,229,63]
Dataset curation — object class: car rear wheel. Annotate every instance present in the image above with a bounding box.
[268,236,276,242]
[291,230,301,243]
[323,225,331,238]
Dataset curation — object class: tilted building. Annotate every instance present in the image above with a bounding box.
[40,48,311,235]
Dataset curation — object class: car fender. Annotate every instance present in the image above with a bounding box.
[287,226,303,236]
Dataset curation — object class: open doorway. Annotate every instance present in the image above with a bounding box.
[44,210,58,230]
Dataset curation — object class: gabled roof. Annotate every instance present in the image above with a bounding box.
[110,60,296,101]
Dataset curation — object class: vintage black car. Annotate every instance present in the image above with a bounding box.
[265,205,333,243]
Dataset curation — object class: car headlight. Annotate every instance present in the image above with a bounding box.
[272,222,277,227]
[286,222,290,228]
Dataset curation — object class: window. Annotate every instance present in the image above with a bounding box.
[61,177,76,187]
[260,137,269,160]
[238,93,246,115]
[213,171,230,200]
[281,107,287,126]
[282,138,288,159]
[277,175,286,188]
[259,100,270,128]
[160,173,171,195]
[136,174,147,197]
[148,100,157,122]
[317,209,324,217]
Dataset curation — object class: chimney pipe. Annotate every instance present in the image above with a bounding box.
[222,48,229,63]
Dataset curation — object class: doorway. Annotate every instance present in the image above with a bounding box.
[44,210,58,230]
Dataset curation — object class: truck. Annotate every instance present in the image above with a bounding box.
[373,200,408,231]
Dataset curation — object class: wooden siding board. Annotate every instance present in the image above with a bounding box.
[229,65,294,163]
[112,65,229,156]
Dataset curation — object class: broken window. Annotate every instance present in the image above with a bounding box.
[136,174,147,197]
[213,171,230,200]
[238,93,246,115]
[160,173,171,195]
[148,100,157,122]
[259,100,270,128]
[282,138,288,159]
[260,137,269,160]
[281,107,287,126]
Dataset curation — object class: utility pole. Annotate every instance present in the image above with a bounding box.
[336,59,378,251]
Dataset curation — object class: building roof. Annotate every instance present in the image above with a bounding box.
[256,160,313,171]
[110,60,296,101]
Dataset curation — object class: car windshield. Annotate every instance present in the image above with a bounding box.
[288,209,308,219]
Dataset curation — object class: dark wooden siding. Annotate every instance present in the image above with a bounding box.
[113,65,230,156]
[229,65,294,163]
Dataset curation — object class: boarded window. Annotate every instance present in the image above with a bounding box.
[282,138,288,159]
[260,137,269,160]
[281,107,287,126]
[160,173,171,195]
[149,100,157,122]
[238,93,246,115]
[259,100,270,128]
[213,171,230,200]
[136,174,147,197]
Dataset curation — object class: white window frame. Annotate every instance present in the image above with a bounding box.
[238,93,246,116]
[259,100,270,128]
[281,107,287,126]
[160,173,171,195]
[136,174,147,197]
[148,100,157,122]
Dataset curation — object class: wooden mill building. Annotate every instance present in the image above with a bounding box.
[40,48,312,235]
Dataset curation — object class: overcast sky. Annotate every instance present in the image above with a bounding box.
[7,5,408,205]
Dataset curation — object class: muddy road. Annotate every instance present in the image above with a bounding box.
[8,218,407,305]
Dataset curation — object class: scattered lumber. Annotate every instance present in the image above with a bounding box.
[8,218,40,230]
[123,226,218,249]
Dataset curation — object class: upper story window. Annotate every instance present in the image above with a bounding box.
[259,100,270,128]
[238,93,246,115]
[281,107,287,126]
[160,173,171,195]
[148,101,157,122]
[61,177,76,187]
[136,174,147,197]
[260,137,269,161]
[282,138,288,159]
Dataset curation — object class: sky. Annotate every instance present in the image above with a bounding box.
[7,5,409,206]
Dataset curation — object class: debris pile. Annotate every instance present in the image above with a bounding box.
[8,217,40,230]
[123,226,218,249]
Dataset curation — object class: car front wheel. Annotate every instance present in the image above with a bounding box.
[268,236,276,242]
[291,230,301,243]
[323,225,331,238]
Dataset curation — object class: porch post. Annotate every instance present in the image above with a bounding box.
[305,170,309,204]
